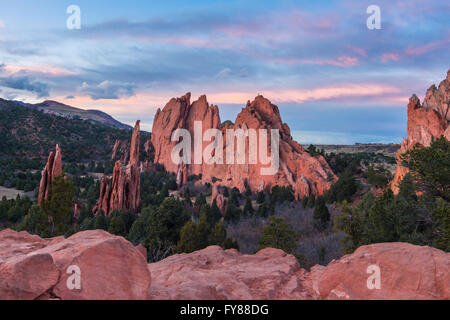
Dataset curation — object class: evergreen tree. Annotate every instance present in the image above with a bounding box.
[256,191,265,204]
[243,197,254,215]
[17,204,49,237]
[301,196,308,209]
[176,220,198,253]
[196,211,211,249]
[224,204,242,224]
[313,196,330,231]
[94,213,108,230]
[306,195,316,208]
[108,215,127,236]
[209,220,227,246]
[42,175,74,236]
[209,200,222,225]
[257,203,268,218]
[258,216,298,254]
[432,200,450,251]
[401,136,450,201]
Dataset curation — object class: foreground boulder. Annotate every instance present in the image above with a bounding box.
[148,246,309,300]
[149,243,449,300]
[0,229,150,300]
[2,229,448,300]
[306,243,449,300]
[392,70,450,193]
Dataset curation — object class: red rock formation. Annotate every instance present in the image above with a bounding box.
[38,144,63,206]
[211,184,228,215]
[93,121,141,216]
[73,203,80,220]
[151,93,337,199]
[391,70,450,193]
[148,242,449,300]
[111,139,129,163]
[0,229,151,300]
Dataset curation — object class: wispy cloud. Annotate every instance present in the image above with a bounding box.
[80,80,136,100]
[206,83,400,104]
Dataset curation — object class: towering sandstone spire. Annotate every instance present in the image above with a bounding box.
[151,94,337,199]
[391,70,450,193]
[38,144,63,206]
[93,120,141,216]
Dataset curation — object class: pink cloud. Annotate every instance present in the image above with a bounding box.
[347,46,367,57]
[381,53,400,63]
[270,55,359,67]
[2,64,77,77]
[206,83,400,104]
[405,38,450,56]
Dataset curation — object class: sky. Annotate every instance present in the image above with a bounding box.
[0,0,449,144]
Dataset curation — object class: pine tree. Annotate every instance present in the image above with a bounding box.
[176,220,198,253]
[94,213,108,230]
[243,197,254,215]
[209,221,227,246]
[43,175,74,236]
[313,196,330,231]
[256,191,265,204]
[258,216,298,254]
[307,195,316,208]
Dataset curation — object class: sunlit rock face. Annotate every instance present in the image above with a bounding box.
[93,120,141,216]
[151,93,337,199]
[38,144,63,206]
[391,70,450,193]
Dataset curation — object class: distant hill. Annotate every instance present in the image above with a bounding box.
[0,98,138,162]
[307,143,401,158]
[11,99,132,130]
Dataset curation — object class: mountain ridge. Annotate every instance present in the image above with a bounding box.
[10,99,132,130]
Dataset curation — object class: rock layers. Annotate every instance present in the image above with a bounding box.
[93,121,141,216]
[151,93,337,199]
[391,70,450,193]
[38,144,63,206]
[1,229,448,300]
[0,229,150,300]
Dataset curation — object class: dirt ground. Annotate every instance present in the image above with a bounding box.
[0,186,34,200]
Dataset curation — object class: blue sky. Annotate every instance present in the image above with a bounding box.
[0,0,449,144]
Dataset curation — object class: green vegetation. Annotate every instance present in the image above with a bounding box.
[367,165,391,188]
[400,136,450,201]
[258,216,298,254]
[335,137,450,253]
[313,196,330,231]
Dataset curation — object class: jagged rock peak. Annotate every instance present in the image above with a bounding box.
[38,144,63,206]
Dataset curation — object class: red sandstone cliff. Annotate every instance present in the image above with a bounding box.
[37,144,63,206]
[151,93,337,199]
[391,70,450,193]
[93,121,141,216]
